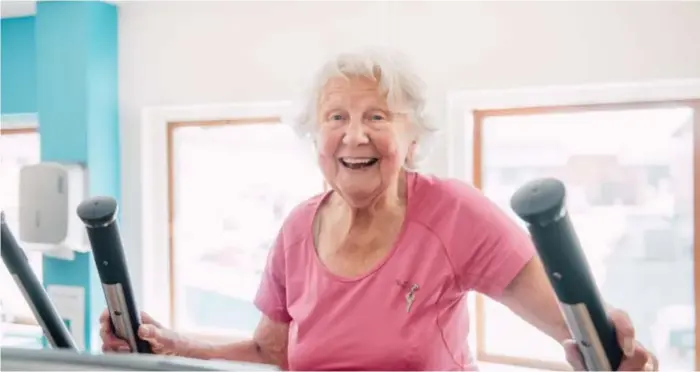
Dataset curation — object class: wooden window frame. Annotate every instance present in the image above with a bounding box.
[1,127,37,136]
[1,126,41,327]
[471,99,700,370]
[165,117,325,333]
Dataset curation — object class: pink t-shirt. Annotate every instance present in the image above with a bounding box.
[254,171,535,371]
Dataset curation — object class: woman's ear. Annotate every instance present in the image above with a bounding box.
[405,140,417,168]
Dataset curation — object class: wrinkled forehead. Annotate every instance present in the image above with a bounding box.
[317,75,412,114]
[318,76,386,107]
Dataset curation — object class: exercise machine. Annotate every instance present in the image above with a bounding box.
[1,211,78,350]
[1,347,274,371]
[75,195,276,370]
[0,207,277,371]
[76,196,151,354]
[511,177,624,371]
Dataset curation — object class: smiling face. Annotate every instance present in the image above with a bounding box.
[315,76,416,208]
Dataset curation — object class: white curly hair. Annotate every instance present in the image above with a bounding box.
[291,48,438,169]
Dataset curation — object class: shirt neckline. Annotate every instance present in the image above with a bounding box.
[305,171,417,283]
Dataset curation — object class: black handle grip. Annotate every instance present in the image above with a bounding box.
[1,211,78,350]
[510,178,623,371]
[76,196,152,354]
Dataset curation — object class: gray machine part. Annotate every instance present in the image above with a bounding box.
[102,282,139,351]
[0,347,279,371]
[560,303,612,371]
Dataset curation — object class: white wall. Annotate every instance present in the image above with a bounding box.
[118,1,700,306]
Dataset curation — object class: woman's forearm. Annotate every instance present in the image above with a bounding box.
[181,316,289,368]
[188,339,281,367]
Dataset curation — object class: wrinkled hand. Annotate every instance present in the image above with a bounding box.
[98,309,188,356]
[563,308,658,371]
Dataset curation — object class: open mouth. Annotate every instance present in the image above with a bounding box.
[339,157,379,170]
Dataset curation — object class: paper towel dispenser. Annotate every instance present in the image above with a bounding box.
[18,162,88,255]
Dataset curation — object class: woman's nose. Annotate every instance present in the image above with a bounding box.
[342,119,369,145]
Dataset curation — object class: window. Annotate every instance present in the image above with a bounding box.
[472,102,698,370]
[0,128,42,325]
[167,118,324,337]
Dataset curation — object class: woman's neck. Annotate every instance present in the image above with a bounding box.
[330,172,408,230]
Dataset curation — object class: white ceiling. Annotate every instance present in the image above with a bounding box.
[1,0,121,19]
[1,1,36,19]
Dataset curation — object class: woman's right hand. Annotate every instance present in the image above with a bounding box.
[99,309,187,356]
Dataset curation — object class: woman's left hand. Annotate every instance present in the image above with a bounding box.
[562,308,658,371]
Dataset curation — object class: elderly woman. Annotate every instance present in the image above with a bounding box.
[100,50,657,371]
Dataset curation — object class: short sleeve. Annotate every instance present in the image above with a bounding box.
[445,181,536,298]
[253,229,292,323]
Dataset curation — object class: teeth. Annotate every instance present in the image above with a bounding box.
[342,157,375,164]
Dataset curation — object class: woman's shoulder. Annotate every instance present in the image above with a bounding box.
[277,191,328,243]
[412,172,490,212]
[410,172,514,233]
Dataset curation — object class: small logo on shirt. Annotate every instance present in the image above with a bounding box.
[397,280,420,313]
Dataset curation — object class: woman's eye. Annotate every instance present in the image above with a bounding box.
[330,114,344,121]
[370,114,385,121]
